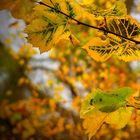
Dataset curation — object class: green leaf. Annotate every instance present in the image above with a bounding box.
[81,87,132,115]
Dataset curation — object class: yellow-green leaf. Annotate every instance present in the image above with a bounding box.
[80,88,133,139]
[80,87,132,115]
[25,0,77,52]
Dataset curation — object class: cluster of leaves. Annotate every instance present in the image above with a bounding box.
[26,0,140,62]
[50,39,139,91]
[0,42,36,101]
[50,41,140,139]
[0,0,140,139]
[0,97,85,140]
[1,0,140,61]
[0,34,139,140]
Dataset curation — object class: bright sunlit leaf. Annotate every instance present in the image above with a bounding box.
[83,16,140,61]
[81,1,127,18]
[105,107,132,129]
[25,0,77,52]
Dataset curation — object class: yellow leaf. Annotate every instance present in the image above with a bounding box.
[105,107,132,128]
[69,34,80,46]
[80,89,133,139]
[83,16,140,62]
[0,0,35,21]
[80,91,96,118]
[25,0,77,52]
[81,1,127,18]
[81,0,94,5]
[81,107,132,139]
[82,108,107,140]
[82,37,112,61]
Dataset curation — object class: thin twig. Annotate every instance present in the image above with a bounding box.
[38,1,140,45]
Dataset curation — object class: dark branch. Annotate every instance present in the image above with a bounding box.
[38,1,140,45]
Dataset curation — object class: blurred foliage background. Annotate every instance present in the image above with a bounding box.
[0,0,140,140]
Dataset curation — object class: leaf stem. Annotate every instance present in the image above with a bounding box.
[38,2,140,45]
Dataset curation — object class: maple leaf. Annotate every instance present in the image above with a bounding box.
[80,87,133,139]
[83,16,140,61]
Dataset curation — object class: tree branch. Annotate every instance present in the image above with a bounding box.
[38,1,140,45]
